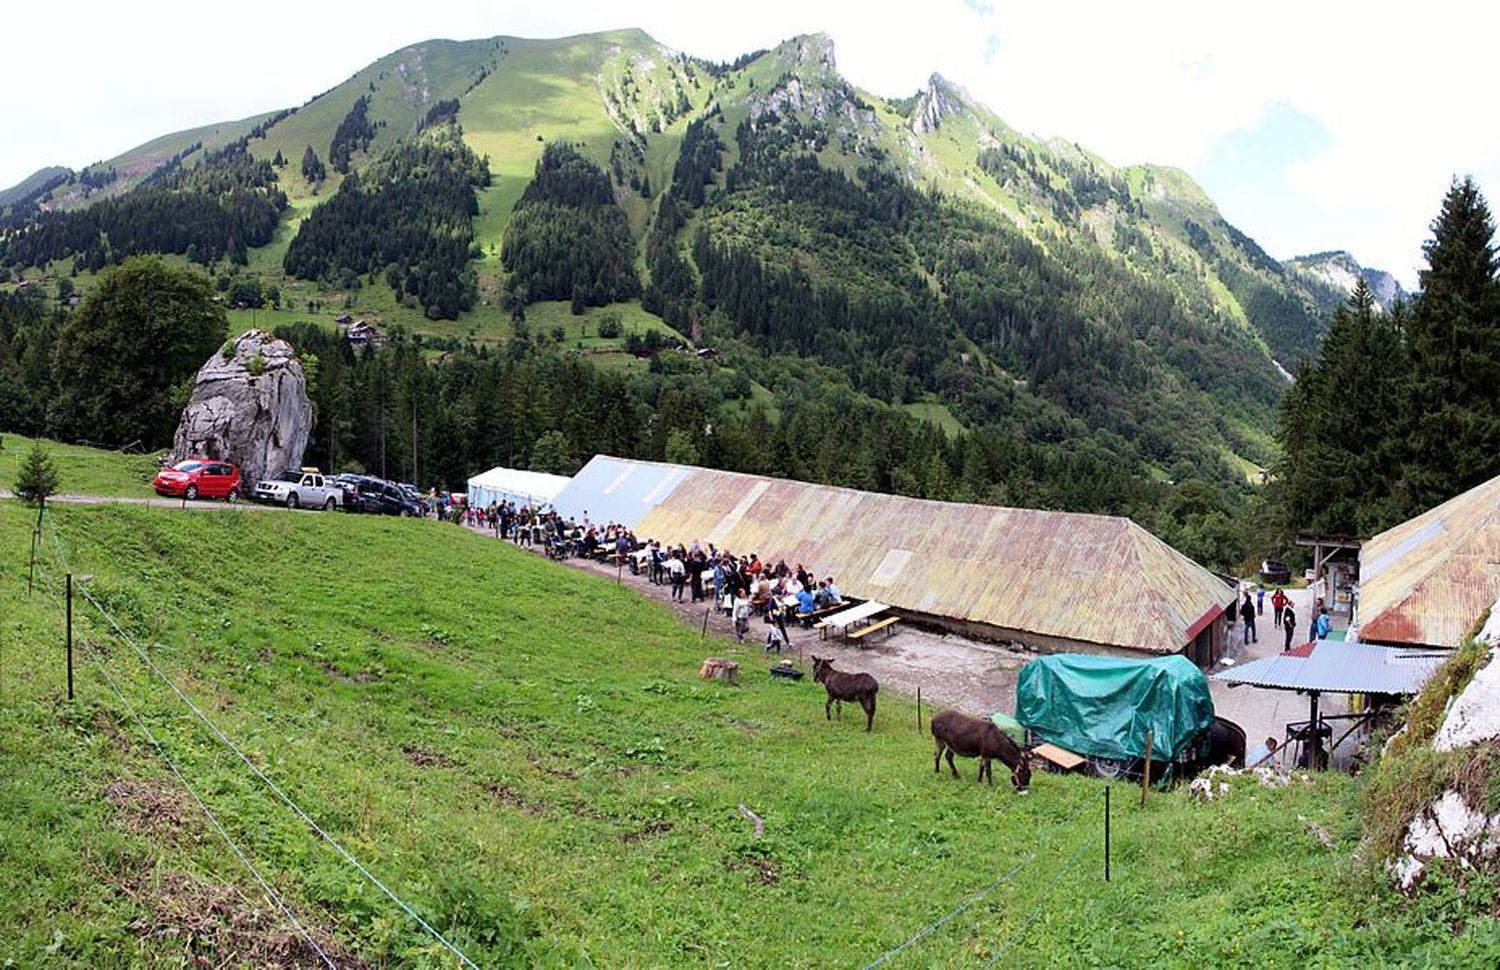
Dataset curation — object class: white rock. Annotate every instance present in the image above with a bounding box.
[168,330,311,486]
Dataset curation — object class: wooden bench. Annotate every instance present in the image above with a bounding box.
[848,616,899,642]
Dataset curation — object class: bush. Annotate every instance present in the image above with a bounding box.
[597,313,623,339]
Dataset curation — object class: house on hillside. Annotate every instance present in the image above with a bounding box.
[1355,473,1500,649]
[551,456,1237,666]
[338,319,387,349]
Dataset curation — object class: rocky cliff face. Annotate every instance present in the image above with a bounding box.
[1389,602,1500,890]
[1286,250,1408,312]
[168,330,311,486]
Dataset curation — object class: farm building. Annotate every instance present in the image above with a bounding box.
[552,456,1237,665]
[465,465,571,510]
[1356,472,1500,649]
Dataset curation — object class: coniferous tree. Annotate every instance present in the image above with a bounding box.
[1274,279,1411,536]
[1403,176,1500,511]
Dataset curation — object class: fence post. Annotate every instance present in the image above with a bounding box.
[1104,785,1110,882]
[916,687,922,733]
[1140,730,1154,807]
[66,573,74,701]
[701,608,710,638]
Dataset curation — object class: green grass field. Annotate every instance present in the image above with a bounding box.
[1,434,160,499]
[3,499,1497,966]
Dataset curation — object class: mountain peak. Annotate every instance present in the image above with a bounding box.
[1286,250,1408,311]
[773,32,837,71]
[911,73,969,134]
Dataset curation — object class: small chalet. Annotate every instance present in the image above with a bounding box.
[340,319,388,348]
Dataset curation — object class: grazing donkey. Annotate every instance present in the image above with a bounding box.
[931,709,1032,793]
[810,655,878,732]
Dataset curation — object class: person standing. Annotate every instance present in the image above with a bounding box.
[1271,587,1289,628]
[1256,585,1265,616]
[666,550,686,601]
[1240,591,1257,644]
[1282,604,1298,651]
[1315,607,1332,640]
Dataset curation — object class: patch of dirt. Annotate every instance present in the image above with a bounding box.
[485,781,546,816]
[622,820,673,842]
[368,627,392,642]
[322,663,380,684]
[105,778,189,840]
[114,861,365,968]
[402,744,457,768]
[257,647,272,663]
[92,710,132,752]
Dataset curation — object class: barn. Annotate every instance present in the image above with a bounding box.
[552,456,1237,666]
[1356,473,1500,649]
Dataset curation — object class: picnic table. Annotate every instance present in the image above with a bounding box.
[816,599,889,639]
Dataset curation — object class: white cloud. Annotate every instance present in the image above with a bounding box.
[3,0,1496,286]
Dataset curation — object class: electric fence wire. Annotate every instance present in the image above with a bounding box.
[981,823,1102,969]
[30,534,337,969]
[43,508,480,970]
[861,795,1096,969]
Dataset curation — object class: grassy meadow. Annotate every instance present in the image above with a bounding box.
[2,500,1497,966]
[1,433,160,499]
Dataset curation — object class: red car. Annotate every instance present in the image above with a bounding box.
[153,458,242,501]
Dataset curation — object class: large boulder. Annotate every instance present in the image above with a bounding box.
[169,330,310,486]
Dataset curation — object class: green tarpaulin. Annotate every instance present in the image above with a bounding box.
[1015,654,1215,762]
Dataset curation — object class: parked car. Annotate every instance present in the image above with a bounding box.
[252,469,344,510]
[1259,559,1292,585]
[153,458,241,501]
[337,475,424,516]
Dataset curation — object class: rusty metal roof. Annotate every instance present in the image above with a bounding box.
[1358,474,1500,648]
[1213,641,1447,695]
[554,456,1236,654]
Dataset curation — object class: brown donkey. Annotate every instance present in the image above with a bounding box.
[931,709,1032,792]
[811,655,878,731]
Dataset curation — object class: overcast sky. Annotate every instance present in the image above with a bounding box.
[6,0,1496,287]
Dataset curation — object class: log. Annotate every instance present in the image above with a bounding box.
[738,803,765,839]
[699,657,739,684]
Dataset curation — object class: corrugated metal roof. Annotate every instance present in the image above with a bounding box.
[1212,641,1447,695]
[552,456,1236,654]
[1358,474,1500,648]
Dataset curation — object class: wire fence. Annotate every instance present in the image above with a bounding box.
[861,793,1100,969]
[981,824,1101,968]
[38,508,479,969]
[32,531,336,967]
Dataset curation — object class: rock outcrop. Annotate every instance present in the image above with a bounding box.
[1389,602,1500,890]
[168,330,311,486]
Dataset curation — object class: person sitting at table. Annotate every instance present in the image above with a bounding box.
[824,577,843,605]
[795,586,816,621]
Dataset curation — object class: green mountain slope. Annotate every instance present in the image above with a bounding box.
[2,28,1348,498]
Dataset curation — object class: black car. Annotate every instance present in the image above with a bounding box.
[1259,559,1292,585]
[337,475,424,516]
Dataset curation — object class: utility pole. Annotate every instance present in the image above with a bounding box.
[411,397,418,487]
[65,573,73,701]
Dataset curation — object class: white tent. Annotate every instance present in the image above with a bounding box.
[465,466,570,509]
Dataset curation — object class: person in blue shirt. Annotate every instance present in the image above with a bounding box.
[1315,608,1332,639]
[795,587,816,618]
[824,577,843,605]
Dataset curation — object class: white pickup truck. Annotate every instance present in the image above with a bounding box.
[252,470,344,510]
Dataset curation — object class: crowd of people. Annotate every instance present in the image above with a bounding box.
[1232,583,1334,652]
[463,501,848,652]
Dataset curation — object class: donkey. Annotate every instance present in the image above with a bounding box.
[810,655,878,732]
[931,709,1032,793]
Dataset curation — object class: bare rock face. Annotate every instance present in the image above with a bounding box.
[169,330,310,486]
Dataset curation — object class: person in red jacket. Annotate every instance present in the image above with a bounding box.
[1271,587,1289,627]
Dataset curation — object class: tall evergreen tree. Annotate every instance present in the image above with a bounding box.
[1404,176,1500,511]
[1275,279,1411,536]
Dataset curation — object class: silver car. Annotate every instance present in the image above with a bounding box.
[253,470,344,510]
